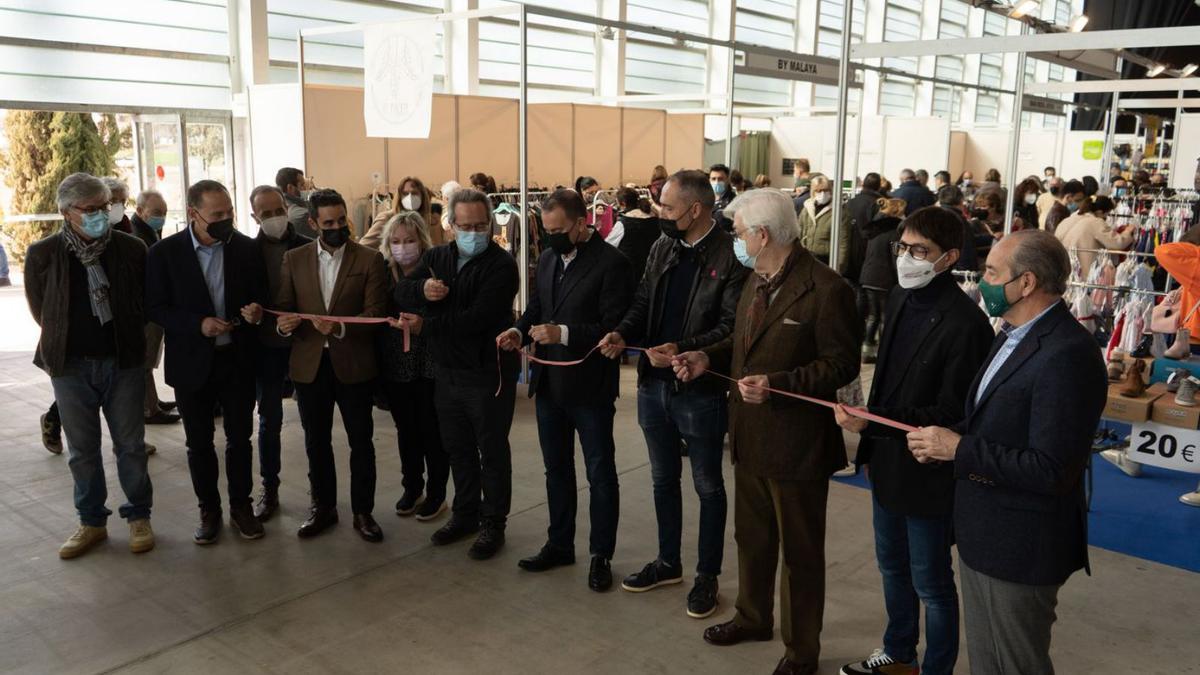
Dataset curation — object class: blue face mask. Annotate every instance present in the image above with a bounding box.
[147,216,166,230]
[712,181,727,197]
[733,232,757,269]
[80,210,111,238]
[456,230,490,259]
[1067,201,1079,213]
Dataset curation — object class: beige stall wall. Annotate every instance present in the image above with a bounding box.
[621,108,666,185]
[387,94,459,190]
[303,84,387,206]
[574,105,622,187]
[457,96,519,187]
[529,103,574,189]
[665,114,705,175]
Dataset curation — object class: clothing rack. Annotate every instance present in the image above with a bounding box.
[1070,247,1158,259]
[1067,281,1168,297]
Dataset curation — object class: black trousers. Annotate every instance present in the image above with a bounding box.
[535,393,619,558]
[858,286,889,347]
[383,377,449,502]
[295,352,377,515]
[176,349,256,512]
[435,368,517,527]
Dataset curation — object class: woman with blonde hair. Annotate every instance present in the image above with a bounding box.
[857,197,907,362]
[376,211,448,521]
[361,176,447,248]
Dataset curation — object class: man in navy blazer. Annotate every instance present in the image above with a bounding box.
[906,229,1107,675]
[498,188,634,592]
[146,180,268,545]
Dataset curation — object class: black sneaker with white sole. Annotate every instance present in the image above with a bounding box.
[620,559,684,592]
[394,490,423,516]
[840,649,918,675]
[686,574,719,618]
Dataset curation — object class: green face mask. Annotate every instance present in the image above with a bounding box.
[978,275,1023,318]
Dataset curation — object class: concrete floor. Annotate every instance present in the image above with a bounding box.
[1,281,1197,674]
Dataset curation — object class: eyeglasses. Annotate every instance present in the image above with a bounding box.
[891,241,935,261]
[734,226,759,241]
[454,222,491,233]
[72,204,108,217]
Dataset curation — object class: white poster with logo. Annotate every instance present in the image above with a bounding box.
[363,21,434,139]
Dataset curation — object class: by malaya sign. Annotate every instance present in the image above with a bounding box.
[738,52,848,87]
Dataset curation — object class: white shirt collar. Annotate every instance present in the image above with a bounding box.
[317,241,346,261]
[681,222,715,249]
[189,223,221,251]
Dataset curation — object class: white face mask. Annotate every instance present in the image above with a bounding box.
[814,192,832,206]
[258,214,289,239]
[108,202,125,225]
[401,194,422,211]
[1024,193,1038,205]
[896,251,948,290]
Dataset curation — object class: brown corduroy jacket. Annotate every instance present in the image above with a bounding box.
[703,243,862,480]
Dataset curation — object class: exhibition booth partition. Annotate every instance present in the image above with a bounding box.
[247,83,705,214]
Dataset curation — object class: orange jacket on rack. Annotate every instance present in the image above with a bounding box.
[1155,242,1200,342]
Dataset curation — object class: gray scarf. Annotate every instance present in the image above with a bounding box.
[61,225,114,325]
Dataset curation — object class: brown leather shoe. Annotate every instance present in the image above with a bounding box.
[772,657,813,675]
[1119,359,1147,398]
[297,506,338,538]
[702,620,773,646]
[353,514,383,543]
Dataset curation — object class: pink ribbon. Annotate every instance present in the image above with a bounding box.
[265,309,409,352]
[500,342,917,433]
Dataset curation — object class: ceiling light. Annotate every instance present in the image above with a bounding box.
[1147,63,1166,77]
[1182,63,1199,77]
[1009,0,1039,18]
[1068,14,1088,32]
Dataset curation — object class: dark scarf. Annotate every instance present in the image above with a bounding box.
[745,246,800,351]
[61,225,114,325]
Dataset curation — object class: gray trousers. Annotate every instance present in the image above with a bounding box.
[961,562,1061,675]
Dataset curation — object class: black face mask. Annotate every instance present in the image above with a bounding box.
[970,208,990,221]
[321,226,350,248]
[200,216,235,243]
[659,215,690,240]
[545,230,577,256]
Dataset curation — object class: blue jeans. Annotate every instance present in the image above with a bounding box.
[637,378,728,576]
[873,494,959,675]
[50,357,153,526]
[535,395,619,558]
[255,346,291,488]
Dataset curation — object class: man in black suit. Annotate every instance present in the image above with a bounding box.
[834,207,994,675]
[146,179,268,544]
[906,229,1107,675]
[892,169,936,215]
[130,189,179,428]
[498,189,634,592]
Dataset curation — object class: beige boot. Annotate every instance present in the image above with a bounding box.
[1164,328,1192,360]
[59,525,108,559]
[129,519,155,554]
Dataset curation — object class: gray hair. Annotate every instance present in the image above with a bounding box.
[56,173,110,212]
[446,188,496,228]
[136,189,164,209]
[724,188,800,246]
[1008,229,1070,297]
[379,211,432,260]
[900,168,915,182]
[248,184,286,212]
[101,176,129,198]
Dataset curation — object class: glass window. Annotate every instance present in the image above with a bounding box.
[816,0,865,59]
[975,92,999,124]
[879,78,915,116]
[932,85,960,122]
[625,0,709,96]
[882,0,923,73]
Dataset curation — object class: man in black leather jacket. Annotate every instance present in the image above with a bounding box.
[599,169,749,620]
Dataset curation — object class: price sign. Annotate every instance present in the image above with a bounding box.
[1127,421,1200,474]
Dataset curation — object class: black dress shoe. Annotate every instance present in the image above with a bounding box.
[230,504,265,540]
[772,657,808,675]
[145,410,181,425]
[254,485,279,522]
[430,517,479,546]
[297,506,338,538]
[158,401,177,412]
[194,509,222,545]
[703,620,773,646]
[353,514,383,542]
[467,521,505,560]
[518,544,575,572]
[588,556,613,592]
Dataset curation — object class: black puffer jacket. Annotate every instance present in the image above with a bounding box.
[615,225,750,393]
[858,215,901,291]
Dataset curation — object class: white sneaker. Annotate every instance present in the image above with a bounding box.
[1180,491,1200,507]
[59,524,108,559]
[1100,449,1143,477]
[833,466,857,478]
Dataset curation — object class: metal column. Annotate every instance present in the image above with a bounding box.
[518,4,530,381]
[1101,57,1123,186]
[829,0,854,271]
[1002,23,1028,236]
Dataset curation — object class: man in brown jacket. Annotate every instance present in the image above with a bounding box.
[674,189,861,675]
[276,189,388,543]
